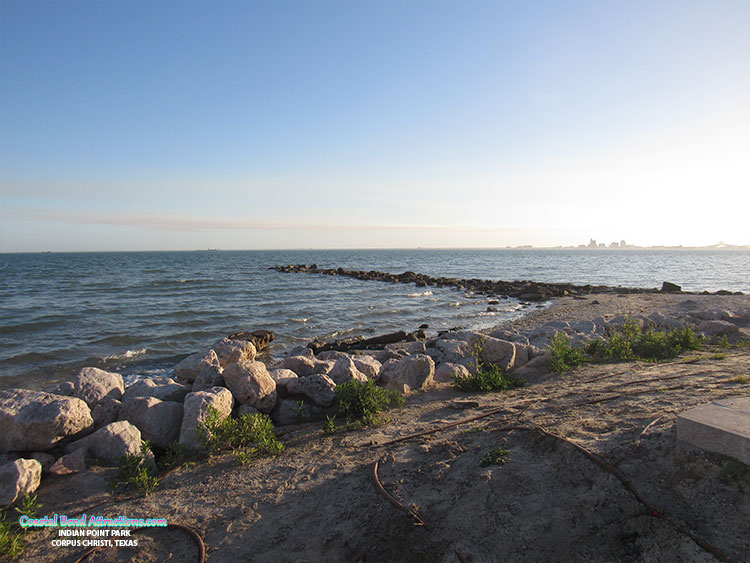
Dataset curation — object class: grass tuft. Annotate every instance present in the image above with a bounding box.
[198,407,284,459]
[335,378,404,428]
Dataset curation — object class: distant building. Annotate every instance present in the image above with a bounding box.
[609,241,619,248]
[620,240,627,248]
[588,238,598,248]
[598,243,606,248]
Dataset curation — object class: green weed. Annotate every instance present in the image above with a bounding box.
[322,415,337,435]
[198,407,284,459]
[453,338,525,392]
[1,493,43,560]
[336,378,404,427]
[110,442,159,496]
[157,441,199,471]
[480,447,511,467]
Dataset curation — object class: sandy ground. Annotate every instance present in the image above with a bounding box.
[19,293,750,563]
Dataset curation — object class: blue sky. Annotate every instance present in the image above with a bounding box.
[1,0,749,251]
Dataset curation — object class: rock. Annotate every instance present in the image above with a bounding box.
[0,459,42,506]
[227,329,275,352]
[374,348,409,364]
[174,350,221,384]
[286,375,337,407]
[271,398,324,426]
[488,329,530,345]
[434,362,470,383]
[122,377,191,404]
[212,338,256,368]
[222,361,277,413]
[236,404,260,418]
[268,368,298,383]
[567,320,597,334]
[327,357,368,385]
[511,343,529,369]
[379,355,436,393]
[696,320,740,337]
[436,339,473,364]
[449,399,479,410]
[661,281,682,293]
[352,356,382,379]
[50,381,75,396]
[311,360,335,376]
[49,448,88,476]
[66,421,143,465]
[30,452,56,472]
[72,367,124,408]
[179,387,234,449]
[0,389,94,453]
[317,351,352,362]
[119,397,184,448]
[512,354,551,384]
[192,363,225,392]
[478,337,516,371]
[286,346,314,359]
[282,355,316,377]
[91,398,121,428]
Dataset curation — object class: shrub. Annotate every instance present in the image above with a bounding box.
[110,442,159,496]
[480,447,511,467]
[336,379,404,427]
[157,441,199,471]
[452,363,523,392]
[198,407,284,459]
[550,332,587,372]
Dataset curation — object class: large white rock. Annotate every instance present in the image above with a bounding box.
[123,377,190,404]
[379,354,436,393]
[696,320,740,337]
[478,336,516,370]
[282,355,316,377]
[286,374,337,407]
[352,355,382,379]
[49,448,88,476]
[0,459,42,506]
[66,421,143,465]
[119,397,184,448]
[91,398,121,428]
[436,339,473,364]
[174,350,221,384]
[72,367,124,408]
[434,363,471,383]
[327,357,368,385]
[192,363,225,392]
[222,360,277,413]
[211,338,256,368]
[0,389,94,453]
[179,387,234,449]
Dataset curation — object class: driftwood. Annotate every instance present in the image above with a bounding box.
[228,329,275,352]
[308,329,427,353]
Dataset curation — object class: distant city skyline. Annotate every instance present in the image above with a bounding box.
[2,1,749,252]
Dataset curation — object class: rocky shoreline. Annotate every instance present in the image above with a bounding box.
[2,289,749,512]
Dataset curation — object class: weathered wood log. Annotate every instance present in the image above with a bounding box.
[308,329,427,353]
[228,329,275,352]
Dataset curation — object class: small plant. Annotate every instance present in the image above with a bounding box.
[292,400,307,423]
[453,338,525,391]
[198,407,284,459]
[336,379,404,427]
[728,376,750,384]
[157,441,199,471]
[1,497,39,559]
[110,442,159,496]
[550,332,588,372]
[13,494,40,519]
[480,446,511,467]
[322,415,337,435]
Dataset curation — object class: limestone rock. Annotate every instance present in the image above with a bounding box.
[223,360,277,413]
[119,397,184,448]
[0,459,42,506]
[312,360,335,376]
[123,377,190,404]
[272,398,324,426]
[436,339,473,364]
[353,355,382,379]
[174,350,221,384]
[50,381,75,396]
[286,375,337,407]
[212,338,256,368]
[72,367,124,408]
[434,363,471,383]
[327,357,368,385]
[66,421,143,465]
[179,387,234,449]
[0,389,94,453]
[696,320,740,337]
[282,355,316,377]
[91,398,121,428]
[192,363,225,392]
[379,354,436,393]
[49,448,88,476]
[478,337,516,371]
[227,329,275,352]
[30,452,56,472]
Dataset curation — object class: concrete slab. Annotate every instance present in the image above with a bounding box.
[676,396,750,465]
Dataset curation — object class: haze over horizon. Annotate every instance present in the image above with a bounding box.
[2,1,749,252]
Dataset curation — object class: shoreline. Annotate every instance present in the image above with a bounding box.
[2,291,749,561]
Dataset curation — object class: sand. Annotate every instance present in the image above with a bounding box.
[19,293,750,563]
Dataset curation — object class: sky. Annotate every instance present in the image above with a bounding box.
[1,0,749,252]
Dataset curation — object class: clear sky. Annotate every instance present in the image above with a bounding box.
[1,0,749,251]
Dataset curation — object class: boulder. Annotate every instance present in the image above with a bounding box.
[119,397,184,448]
[49,448,88,476]
[192,363,225,392]
[282,355,316,377]
[271,398,325,426]
[212,338,256,368]
[174,350,221,384]
[236,404,260,418]
[66,421,143,465]
[179,387,234,449]
[50,381,75,396]
[0,389,94,453]
[286,346,314,359]
[379,355,436,393]
[436,339,473,364]
[434,362,471,383]
[268,369,298,397]
[222,361,277,413]
[488,329,530,345]
[122,377,190,404]
[286,375,337,407]
[30,452,55,472]
[227,329,275,352]
[478,337,516,371]
[661,281,682,293]
[91,398,121,428]
[72,367,124,408]
[352,355,382,379]
[0,459,42,506]
[327,357,368,385]
[696,320,740,337]
[312,360,335,376]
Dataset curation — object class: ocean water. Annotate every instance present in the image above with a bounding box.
[1,248,748,390]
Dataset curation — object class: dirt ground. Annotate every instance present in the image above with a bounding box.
[19,294,750,563]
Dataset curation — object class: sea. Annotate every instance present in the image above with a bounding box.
[1,249,748,391]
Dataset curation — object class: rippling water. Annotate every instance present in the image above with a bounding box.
[1,249,748,390]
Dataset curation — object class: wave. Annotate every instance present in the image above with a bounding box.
[407,291,434,298]
[102,348,147,362]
